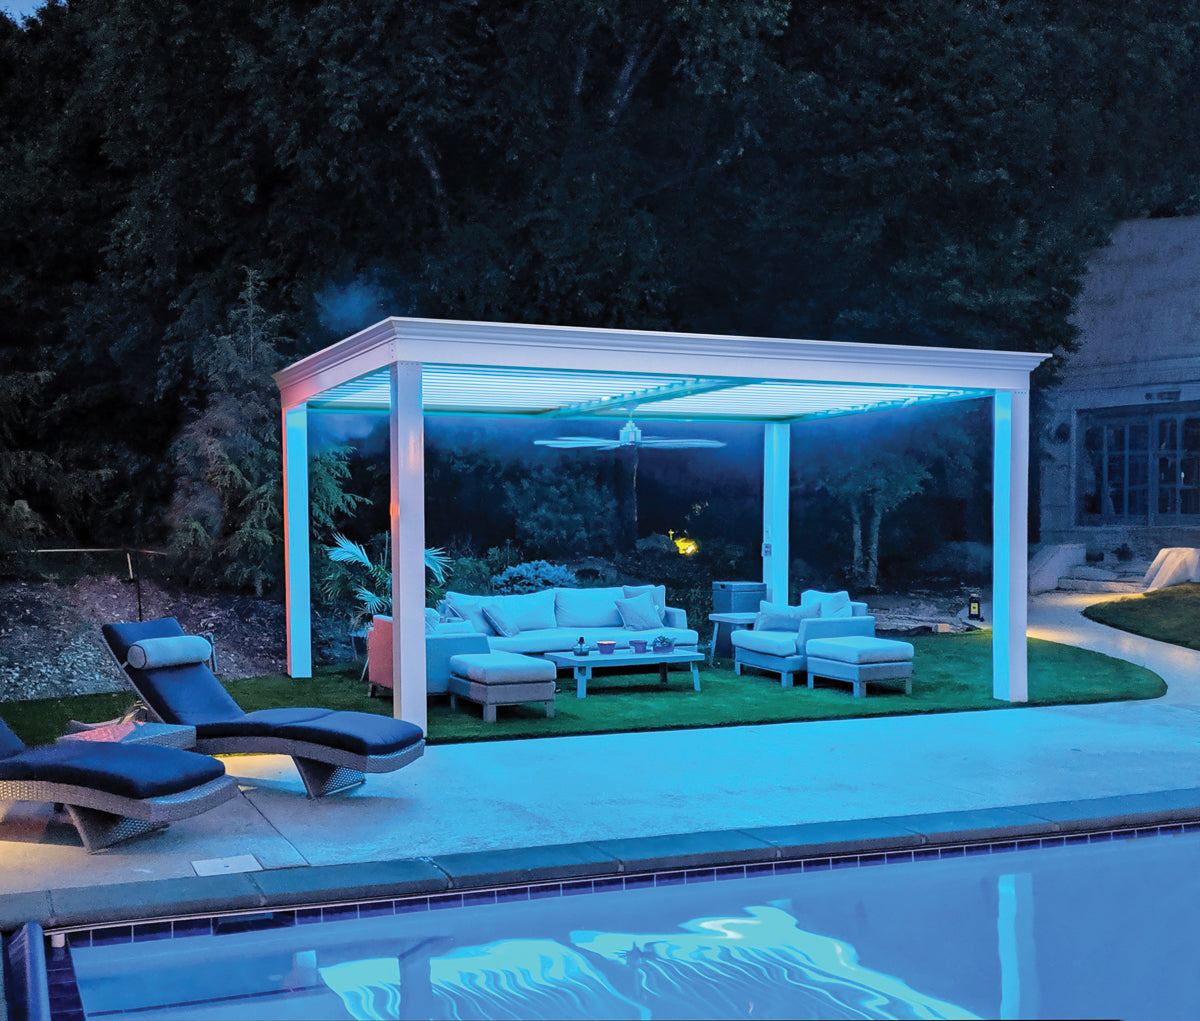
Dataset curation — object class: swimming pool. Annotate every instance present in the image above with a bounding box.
[59,827,1200,1019]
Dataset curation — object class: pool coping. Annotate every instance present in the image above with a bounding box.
[5,785,1200,934]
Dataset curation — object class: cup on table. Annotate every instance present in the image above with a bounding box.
[596,640,616,655]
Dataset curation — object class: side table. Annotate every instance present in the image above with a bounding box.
[57,720,197,751]
[707,611,757,665]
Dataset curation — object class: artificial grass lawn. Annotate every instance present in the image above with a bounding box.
[1,632,1165,748]
[1083,583,1200,651]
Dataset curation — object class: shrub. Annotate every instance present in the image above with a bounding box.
[491,560,578,594]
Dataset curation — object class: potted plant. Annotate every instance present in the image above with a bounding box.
[651,634,676,655]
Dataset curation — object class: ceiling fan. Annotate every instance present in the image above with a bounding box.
[533,416,726,451]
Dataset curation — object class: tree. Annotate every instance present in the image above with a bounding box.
[797,409,974,590]
[168,268,360,594]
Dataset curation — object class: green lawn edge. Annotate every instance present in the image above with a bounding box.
[1,632,1165,748]
[1082,583,1200,651]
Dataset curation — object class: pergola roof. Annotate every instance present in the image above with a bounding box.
[274,317,1046,420]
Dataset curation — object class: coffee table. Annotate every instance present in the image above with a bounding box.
[543,648,704,698]
[56,720,197,750]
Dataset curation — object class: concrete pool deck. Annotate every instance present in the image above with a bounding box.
[2,591,1199,930]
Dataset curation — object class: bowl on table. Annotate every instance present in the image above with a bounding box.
[596,640,617,655]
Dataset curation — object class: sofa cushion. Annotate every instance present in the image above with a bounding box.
[554,586,624,628]
[481,600,521,637]
[489,626,697,655]
[495,589,558,631]
[442,591,494,634]
[622,584,667,612]
[615,592,664,631]
[731,629,801,657]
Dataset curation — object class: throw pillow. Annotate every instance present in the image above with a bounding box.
[481,600,521,638]
[442,591,494,634]
[819,590,853,618]
[615,592,664,631]
[753,601,819,632]
[622,584,667,612]
[424,608,441,634]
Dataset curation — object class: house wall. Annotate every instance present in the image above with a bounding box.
[1040,217,1200,557]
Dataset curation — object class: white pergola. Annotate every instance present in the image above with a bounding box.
[274,317,1047,732]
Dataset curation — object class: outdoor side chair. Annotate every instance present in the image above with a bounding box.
[101,618,425,798]
[0,716,238,852]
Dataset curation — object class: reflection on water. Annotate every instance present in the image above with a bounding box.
[319,905,977,1020]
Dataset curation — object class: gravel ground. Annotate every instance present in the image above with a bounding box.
[0,577,291,702]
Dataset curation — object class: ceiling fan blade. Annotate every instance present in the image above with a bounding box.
[534,438,613,448]
[637,438,727,449]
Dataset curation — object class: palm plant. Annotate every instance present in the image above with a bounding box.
[322,532,449,627]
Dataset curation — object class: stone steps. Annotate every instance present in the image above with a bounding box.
[1056,559,1151,594]
[1056,577,1145,594]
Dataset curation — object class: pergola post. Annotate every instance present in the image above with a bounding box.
[992,389,1030,702]
[282,402,312,677]
[389,362,428,730]
[762,422,791,603]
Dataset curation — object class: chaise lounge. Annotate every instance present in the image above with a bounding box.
[0,716,238,852]
[102,618,425,798]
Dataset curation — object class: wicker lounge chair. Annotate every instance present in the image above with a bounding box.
[101,618,425,798]
[0,716,238,852]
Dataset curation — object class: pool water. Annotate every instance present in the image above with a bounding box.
[68,830,1200,1020]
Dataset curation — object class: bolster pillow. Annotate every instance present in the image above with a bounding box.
[126,635,213,670]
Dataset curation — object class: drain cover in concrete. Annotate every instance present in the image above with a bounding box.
[191,854,262,876]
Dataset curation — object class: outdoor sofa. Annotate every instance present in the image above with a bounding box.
[102,618,425,798]
[0,715,238,851]
[732,590,877,688]
[369,584,699,694]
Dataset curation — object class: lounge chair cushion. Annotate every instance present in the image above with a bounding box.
[0,742,226,800]
[126,635,213,670]
[0,718,26,759]
[196,708,423,757]
[135,662,247,725]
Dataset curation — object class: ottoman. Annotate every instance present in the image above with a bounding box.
[447,651,558,722]
[804,635,914,698]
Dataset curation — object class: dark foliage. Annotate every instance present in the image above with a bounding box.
[2,1,1199,582]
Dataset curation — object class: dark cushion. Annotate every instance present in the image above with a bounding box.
[266,711,424,756]
[134,662,247,725]
[0,743,226,800]
[104,619,246,725]
[103,618,188,660]
[194,708,334,740]
[0,718,27,759]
